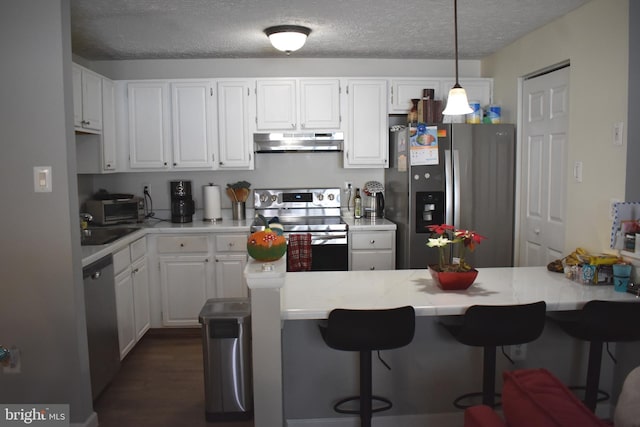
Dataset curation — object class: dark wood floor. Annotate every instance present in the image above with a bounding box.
[93,328,254,427]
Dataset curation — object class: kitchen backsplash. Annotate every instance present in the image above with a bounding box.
[82,151,382,215]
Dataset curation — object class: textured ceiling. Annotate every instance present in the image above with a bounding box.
[71,0,591,61]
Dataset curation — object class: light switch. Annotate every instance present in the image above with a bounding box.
[573,161,583,183]
[34,166,52,192]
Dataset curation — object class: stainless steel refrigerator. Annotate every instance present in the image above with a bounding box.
[385,123,515,269]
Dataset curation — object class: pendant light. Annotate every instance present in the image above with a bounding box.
[265,25,311,55]
[442,0,473,115]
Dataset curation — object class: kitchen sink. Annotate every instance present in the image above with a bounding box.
[81,226,141,246]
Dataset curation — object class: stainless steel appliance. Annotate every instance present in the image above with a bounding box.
[170,180,195,223]
[251,188,348,271]
[385,123,515,269]
[254,132,343,152]
[83,254,120,400]
[85,196,144,225]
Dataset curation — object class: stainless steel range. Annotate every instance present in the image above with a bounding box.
[252,188,348,271]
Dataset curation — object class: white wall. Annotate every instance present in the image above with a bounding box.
[482,0,629,255]
[0,0,94,423]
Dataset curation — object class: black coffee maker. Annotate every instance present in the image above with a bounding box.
[170,180,195,223]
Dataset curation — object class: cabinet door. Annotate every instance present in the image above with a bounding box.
[82,70,103,131]
[389,79,442,113]
[114,268,136,359]
[300,79,341,129]
[215,254,248,298]
[256,79,297,130]
[345,79,388,168]
[217,80,253,169]
[101,78,117,171]
[132,256,150,340]
[128,82,171,169]
[171,81,216,169]
[72,65,83,127]
[159,255,211,326]
[440,78,493,108]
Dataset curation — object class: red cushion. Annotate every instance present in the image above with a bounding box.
[502,369,608,427]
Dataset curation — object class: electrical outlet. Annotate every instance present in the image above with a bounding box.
[510,344,527,361]
[613,122,624,146]
[142,183,150,195]
[344,181,352,190]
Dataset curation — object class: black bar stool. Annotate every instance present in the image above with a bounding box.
[440,301,547,409]
[319,306,415,427]
[549,300,640,412]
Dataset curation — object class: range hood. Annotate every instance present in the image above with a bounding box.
[254,132,343,153]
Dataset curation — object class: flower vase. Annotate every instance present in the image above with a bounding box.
[428,265,478,290]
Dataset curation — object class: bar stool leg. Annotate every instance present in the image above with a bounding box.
[584,341,603,412]
[482,346,497,407]
[360,350,372,427]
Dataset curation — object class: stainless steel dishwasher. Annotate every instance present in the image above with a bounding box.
[83,254,120,400]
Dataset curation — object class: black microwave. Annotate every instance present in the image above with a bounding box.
[85,197,145,225]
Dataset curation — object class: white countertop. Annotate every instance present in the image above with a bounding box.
[81,213,397,267]
[280,266,639,320]
[341,214,397,231]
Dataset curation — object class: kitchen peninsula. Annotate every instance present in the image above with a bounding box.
[245,259,640,427]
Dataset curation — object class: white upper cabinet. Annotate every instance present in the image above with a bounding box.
[440,78,493,108]
[73,64,103,133]
[299,79,341,129]
[256,79,297,130]
[101,78,117,171]
[389,79,442,113]
[344,79,388,168]
[217,80,254,169]
[170,81,217,169]
[255,78,342,131]
[127,81,172,169]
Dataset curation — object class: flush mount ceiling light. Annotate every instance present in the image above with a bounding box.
[442,0,473,116]
[265,25,311,55]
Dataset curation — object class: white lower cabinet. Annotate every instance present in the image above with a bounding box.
[215,233,248,298]
[114,237,150,359]
[349,230,396,271]
[154,233,248,327]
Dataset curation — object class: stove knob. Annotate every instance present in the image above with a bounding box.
[317,194,324,201]
[271,195,277,202]
[328,194,335,201]
[260,194,268,203]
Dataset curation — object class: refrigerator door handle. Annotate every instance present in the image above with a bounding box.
[445,149,453,225]
[453,149,461,227]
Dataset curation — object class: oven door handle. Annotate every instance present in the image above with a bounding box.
[310,235,346,242]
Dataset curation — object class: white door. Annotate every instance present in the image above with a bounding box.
[217,80,253,169]
[519,66,570,266]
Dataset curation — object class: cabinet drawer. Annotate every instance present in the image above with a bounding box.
[156,235,209,253]
[351,232,394,250]
[113,246,131,275]
[216,234,247,252]
[130,237,147,261]
[351,251,394,271]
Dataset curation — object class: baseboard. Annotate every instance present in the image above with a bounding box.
[286,412,464,427]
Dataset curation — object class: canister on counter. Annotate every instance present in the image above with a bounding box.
[466,101,482,124]
[488,105,501,123]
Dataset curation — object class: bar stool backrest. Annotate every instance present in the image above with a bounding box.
[323,306,416,352]
[576,300,640,342]
[456,301,547,347]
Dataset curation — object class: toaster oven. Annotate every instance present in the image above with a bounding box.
[85,197,145,225]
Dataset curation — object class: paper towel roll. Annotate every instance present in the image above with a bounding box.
[203,184,222,221]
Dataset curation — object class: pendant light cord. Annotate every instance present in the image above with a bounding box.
[454,0,460,86]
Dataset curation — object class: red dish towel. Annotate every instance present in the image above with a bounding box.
[288,233,312,272]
